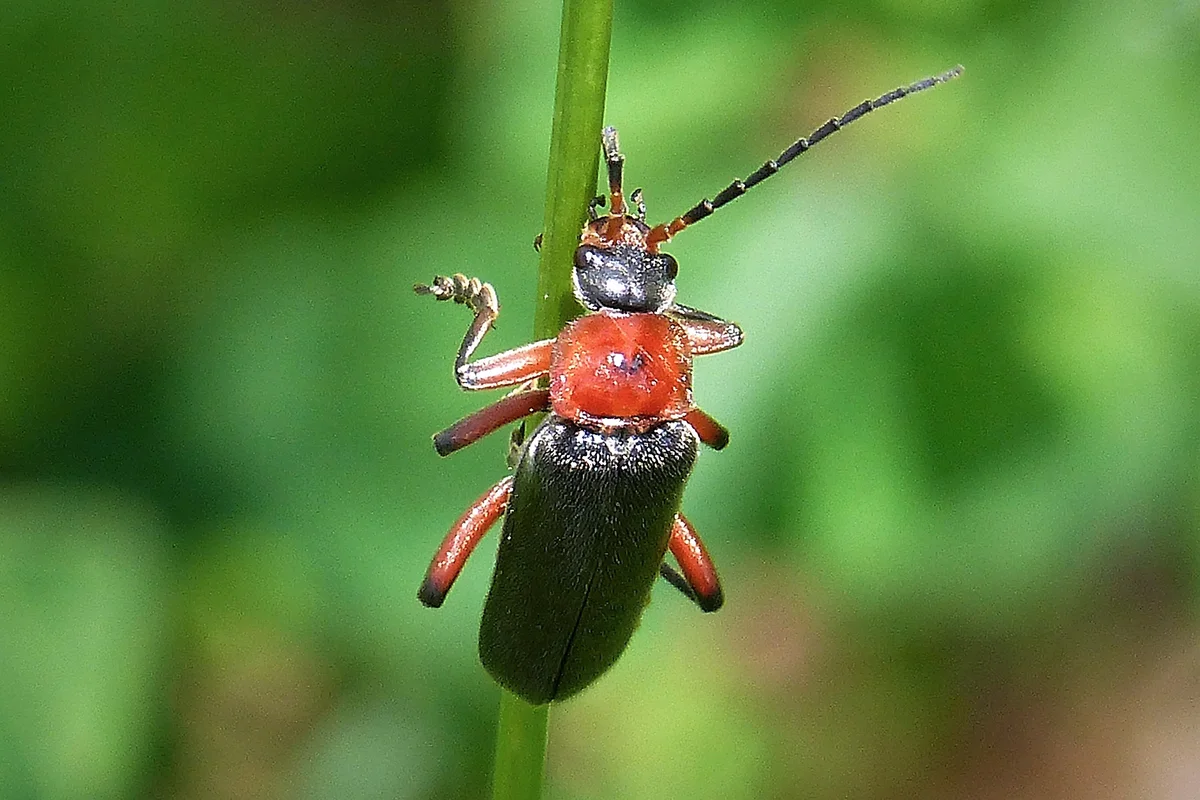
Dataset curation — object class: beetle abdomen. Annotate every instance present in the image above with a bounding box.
[479,417,699,704]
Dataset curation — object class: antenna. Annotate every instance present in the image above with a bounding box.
[646,65,964,248]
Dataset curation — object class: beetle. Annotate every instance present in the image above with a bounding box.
[415,66,963,705]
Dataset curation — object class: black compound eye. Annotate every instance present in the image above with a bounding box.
[662,254,679,280]
[573,245,596,269]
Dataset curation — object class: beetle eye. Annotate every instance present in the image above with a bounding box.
[573,245,595,270]
[663,254,679,280]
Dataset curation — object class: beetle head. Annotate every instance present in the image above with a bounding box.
[573,217,678,313]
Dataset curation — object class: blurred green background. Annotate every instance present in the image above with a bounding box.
[1,0,1198,798]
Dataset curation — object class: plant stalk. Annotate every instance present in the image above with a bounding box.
[492,690,551,800]
[490,0,612,798]
[532,0,614,342]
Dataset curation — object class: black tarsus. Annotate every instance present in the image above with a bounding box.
[678,65,963,227]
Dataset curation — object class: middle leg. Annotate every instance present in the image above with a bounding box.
[683,408,730,450]
[433,389,551,456]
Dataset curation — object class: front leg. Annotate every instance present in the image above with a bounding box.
[415,273,553,390]
[669,304,744,356]
[669,303,726,323]
[414,273,500,378]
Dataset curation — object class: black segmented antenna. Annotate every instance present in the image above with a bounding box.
[647,65,963,246]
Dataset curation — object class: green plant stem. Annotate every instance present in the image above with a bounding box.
[490,1,612,799]
[533,0,614,341]
[492,690,551,800]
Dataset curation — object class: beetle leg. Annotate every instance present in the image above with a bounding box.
[501,381,539,466]
[414,273,554,390]
[419,476,514,608]
[498,380,539,466]
[677,315,744,356]
[670,303,725,322]
[683,408,729,450]
[414,272,497,376]
[502,378,542,398]
[660,513,724,612]
[433,389,550,456]
[506,421,527,469]
[457,339,553,390]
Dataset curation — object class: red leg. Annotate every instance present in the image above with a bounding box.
[660,513,723,612]
[433,390,550,456]
[683,408,729,450]
[457,339,552,390]
[679,318,744,355]
[419,477,513,608]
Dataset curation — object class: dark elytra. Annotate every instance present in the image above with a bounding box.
[480,418,698,703]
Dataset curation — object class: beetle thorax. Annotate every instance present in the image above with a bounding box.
[550,311,693,432]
